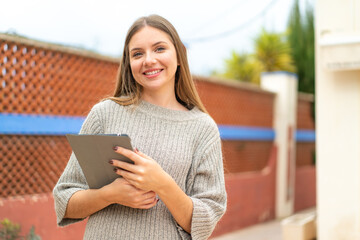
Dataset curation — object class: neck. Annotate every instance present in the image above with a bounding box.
[141,90,187,111]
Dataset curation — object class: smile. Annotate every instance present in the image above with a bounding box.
[144,69,162,75]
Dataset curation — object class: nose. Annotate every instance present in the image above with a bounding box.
[144,52,156,66]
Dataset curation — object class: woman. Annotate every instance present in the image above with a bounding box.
[53,15,227,240]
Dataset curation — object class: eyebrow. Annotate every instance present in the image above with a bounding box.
[130,41,168,52]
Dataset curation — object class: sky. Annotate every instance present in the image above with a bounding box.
[0,0,310,75]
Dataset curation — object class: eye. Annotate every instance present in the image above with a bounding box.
[155,47,165,52]
[132,52,142,58]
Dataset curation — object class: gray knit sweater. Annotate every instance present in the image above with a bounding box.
[53,99,227,240]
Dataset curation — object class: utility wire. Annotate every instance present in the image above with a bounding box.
[184,0,278,43]
[187,0,249,36]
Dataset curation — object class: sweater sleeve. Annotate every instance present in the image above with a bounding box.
[53,104,103,226]
[180,132,227,240]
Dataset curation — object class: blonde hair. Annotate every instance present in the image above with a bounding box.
[108,15,207,112]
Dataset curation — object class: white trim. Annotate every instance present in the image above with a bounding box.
[319,35,360,46]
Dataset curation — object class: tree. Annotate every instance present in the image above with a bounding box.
[215,29,295,85]
[219,51,262,84]
[287,0,315,93]
[254,29,295,73]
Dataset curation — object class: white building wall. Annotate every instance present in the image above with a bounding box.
[316,0,360,239]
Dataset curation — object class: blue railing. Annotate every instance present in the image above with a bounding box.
[0,113,84,135]
[0,113,315,142]
[218,125,275,141]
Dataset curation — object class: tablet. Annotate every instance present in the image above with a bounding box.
[66,134,134,189]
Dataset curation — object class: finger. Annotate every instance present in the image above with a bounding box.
[138,198,159,209]
[142,194,156,203]
[114,167,139,182]
[135,150,150,159]
[144,191,157,199]
[142,196,157,205]
[111,160,138,173]
[124,178,146,191]
[114,177,147,192]
[114,146,142,164]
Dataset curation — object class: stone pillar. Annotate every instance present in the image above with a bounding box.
[261,71,298,218]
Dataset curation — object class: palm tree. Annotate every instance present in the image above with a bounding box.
[214,30,295,85]
[254,29,295,73]
[220,51,262,84]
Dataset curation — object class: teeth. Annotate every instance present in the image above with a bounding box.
[144,70,161,75]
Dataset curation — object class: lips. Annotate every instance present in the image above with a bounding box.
[144,69,162,75]
[143,69,163,78]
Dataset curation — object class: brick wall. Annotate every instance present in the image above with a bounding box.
[294,166,316,212]
[222,141,273,173]
[195,76,275,173]
[296,142,315,166]
[212,146,277,237]
[0,34,118,198]
[195,76,274,127]
[295,93,316,212]
[297,93,315,129]
[0,34,316,238]
[0,194,86,240]
[296,93,315,167]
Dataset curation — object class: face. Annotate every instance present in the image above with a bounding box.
[128,26,178,96]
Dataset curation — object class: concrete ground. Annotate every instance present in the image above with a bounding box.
[212,208,316,240]
[211,219,283,240]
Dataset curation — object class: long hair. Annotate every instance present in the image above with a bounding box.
[107,15,207,112]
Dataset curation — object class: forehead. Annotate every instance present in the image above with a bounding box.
[129,26,173,48]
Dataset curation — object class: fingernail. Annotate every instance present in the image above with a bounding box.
[109,160,113,164]
[113,146,118,151]
[134,147,139,153]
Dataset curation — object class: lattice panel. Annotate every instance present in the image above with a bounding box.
[0,135,71,198]
[0,35,285,198]
[222,141,273,173]
[296,142,316,166]
[195,76,275,127]
[0,38,119,116]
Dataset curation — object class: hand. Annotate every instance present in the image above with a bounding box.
[110,147,193,233]
[102,177,158,209]
[110,147,170,193]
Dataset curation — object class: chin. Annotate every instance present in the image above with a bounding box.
[142,80,169,89]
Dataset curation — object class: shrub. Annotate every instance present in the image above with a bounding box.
[0,218,41,240]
